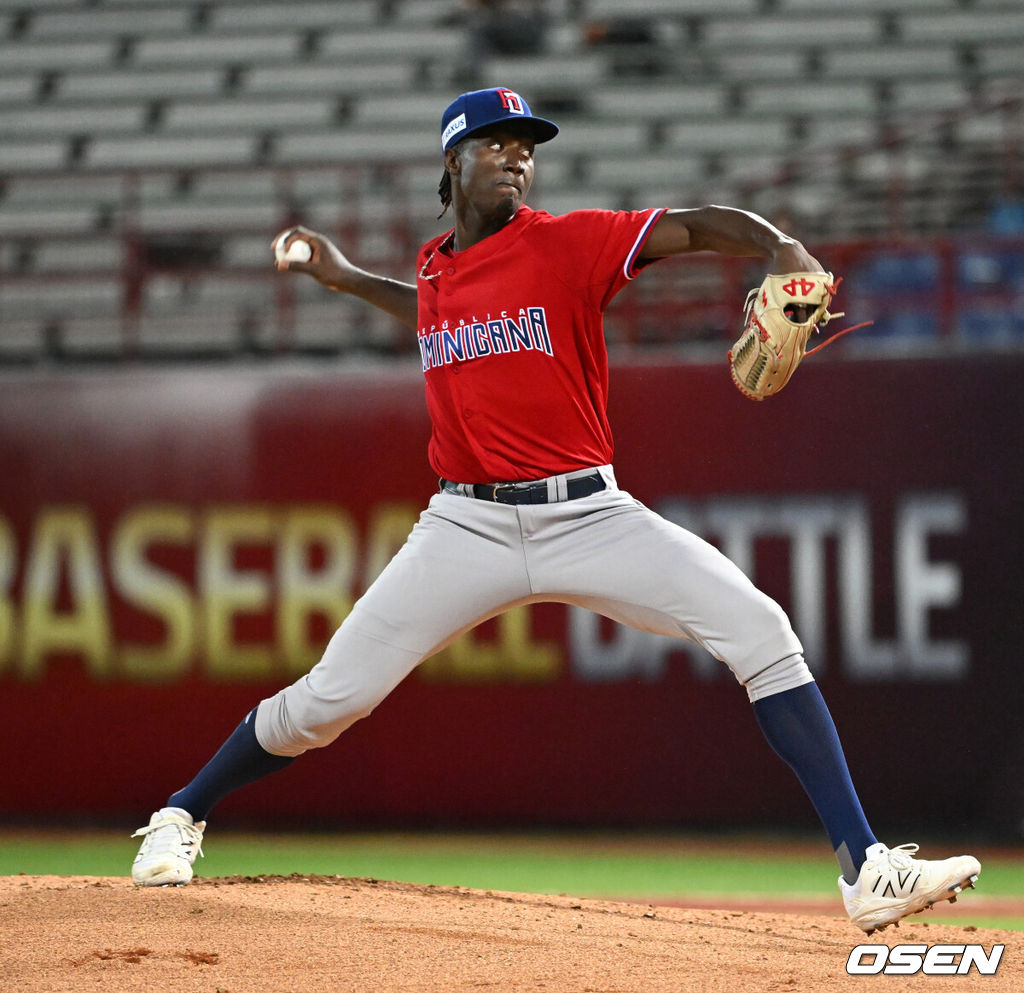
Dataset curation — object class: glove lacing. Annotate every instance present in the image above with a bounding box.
[805,277,874,355]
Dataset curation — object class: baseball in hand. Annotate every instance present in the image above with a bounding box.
[275,235,313,265]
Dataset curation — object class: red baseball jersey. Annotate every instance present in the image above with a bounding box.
[416,205,665,482]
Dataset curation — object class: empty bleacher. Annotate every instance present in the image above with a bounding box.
[1,0,1022,360]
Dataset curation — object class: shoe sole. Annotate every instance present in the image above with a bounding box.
[131,865,194,887]
[858,872,979,935]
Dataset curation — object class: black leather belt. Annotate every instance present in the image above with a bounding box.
[441,471,606,505]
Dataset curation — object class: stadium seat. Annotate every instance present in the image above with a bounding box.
[132,32,302,69]
[210,0,379,31]
[780,0,955,9]
[743,81,877,116]
[56,68,225,102]
[712,51,805,81]
[888,80,973,113]
[546,120,650,155]
[0,138,69,171]
[0,276,122,321]
[585,0,759,14]
[388,0,464,24]
[85,134,255,169]
[900,9,1024,43]
[274,128,434,165]
[485,53,606,89]
[703,14,880,47]
[33,237,124,273]
[956,308,1021,345]
[978,42,1024,74]
[0,76,39,102]
[135,200,281,232]
[161,97,338,134]
[50,315,131,359]
[2,38,116,72]
[243,62,413,96]
[958,249,1024,289]
[0,104,147,138]
[26,6,190,40]
[663,117,790,153]
[0,319,45,362]
[587,153,706,190]
[319,26,461,60]
[589,85,725,119]
[0,204,99,235]
[856,252,940,291]
[822,45,958,80]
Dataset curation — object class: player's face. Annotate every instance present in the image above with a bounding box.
[452,126,536,218]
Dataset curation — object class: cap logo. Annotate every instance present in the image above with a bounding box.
[441,112,467,150]
[498,89,525,114]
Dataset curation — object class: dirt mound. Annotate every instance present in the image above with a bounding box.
[1,875,1019,991]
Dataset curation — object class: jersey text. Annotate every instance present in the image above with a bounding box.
[419,307,553,372]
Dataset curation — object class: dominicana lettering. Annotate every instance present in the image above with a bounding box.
[419,307,553,372]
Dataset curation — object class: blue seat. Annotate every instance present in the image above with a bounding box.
[957,249,1024,289]
[862,311,937,339]
[854,253,939,292]
[988,200,1024,236]
[956,308,1022,343]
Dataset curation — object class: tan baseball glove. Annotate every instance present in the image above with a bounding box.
[728,271,845,401]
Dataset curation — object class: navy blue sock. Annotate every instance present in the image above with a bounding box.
[752,681,877,884]
[168,709,294,822]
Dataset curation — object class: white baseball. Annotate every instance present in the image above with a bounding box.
[275,236,312,264]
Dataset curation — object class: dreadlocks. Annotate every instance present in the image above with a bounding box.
[437,169,452,219]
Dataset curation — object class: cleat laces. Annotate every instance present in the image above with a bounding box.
[131,817,205,862]
[868,844,924,899]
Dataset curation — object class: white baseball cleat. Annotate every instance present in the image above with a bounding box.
[840,842,980,934]
[131,808,206,886]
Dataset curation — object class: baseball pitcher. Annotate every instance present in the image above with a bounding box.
[132,88,979,935]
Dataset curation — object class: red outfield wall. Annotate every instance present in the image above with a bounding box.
[0,356,1020,832]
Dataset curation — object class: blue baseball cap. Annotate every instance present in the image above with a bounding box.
[441,87,559,151]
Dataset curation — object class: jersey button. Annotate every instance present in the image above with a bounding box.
[446,267,455,275]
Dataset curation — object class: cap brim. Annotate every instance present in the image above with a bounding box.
[463,115,559,145]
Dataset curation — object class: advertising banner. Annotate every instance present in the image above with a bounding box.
[0,356,1019,831]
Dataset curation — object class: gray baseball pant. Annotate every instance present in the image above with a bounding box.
[255,466,807,757]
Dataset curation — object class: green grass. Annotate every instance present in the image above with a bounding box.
[2,829,835,894]
[2,829,1021,930]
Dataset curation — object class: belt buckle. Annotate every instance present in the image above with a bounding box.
[491,483,515,503]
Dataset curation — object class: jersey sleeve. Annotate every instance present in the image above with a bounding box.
[544,207,666,311]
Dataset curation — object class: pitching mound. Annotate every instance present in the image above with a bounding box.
[1,875,1019,991]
